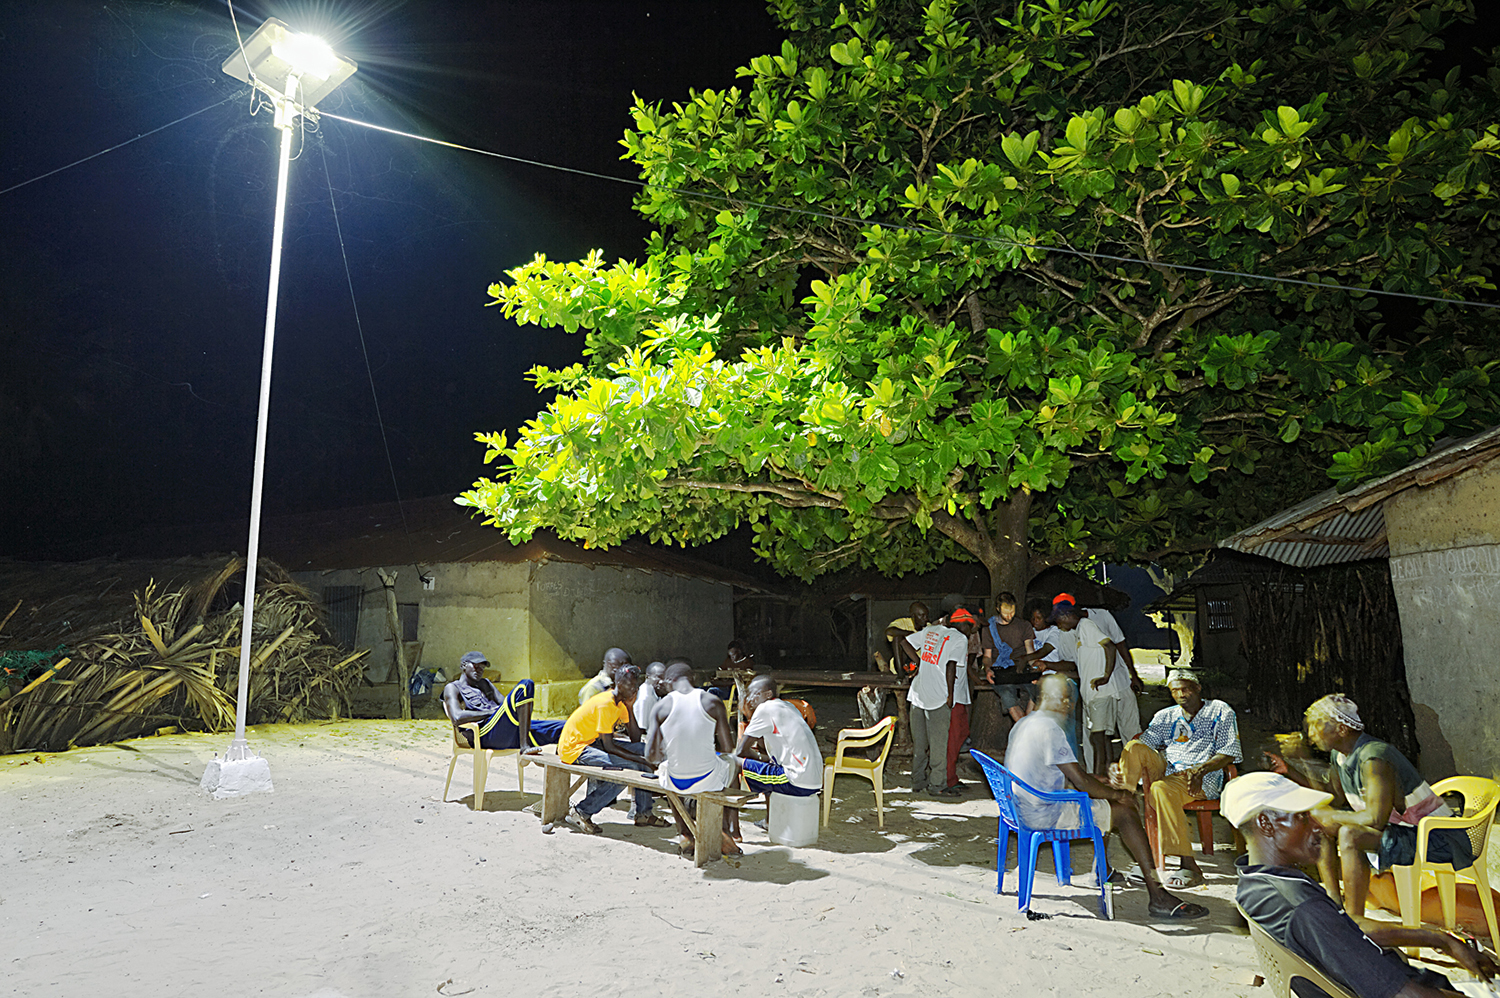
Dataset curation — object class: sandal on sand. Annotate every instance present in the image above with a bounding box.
[634,814,671,828]
[677,837,696,859]
[1164,869,1204,889]
[566,808,601,834]
[1148,900,1210,920]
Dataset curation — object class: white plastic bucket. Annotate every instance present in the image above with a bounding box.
[767,792,820,847]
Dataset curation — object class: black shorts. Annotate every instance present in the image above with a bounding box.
[1377,824,1474,871]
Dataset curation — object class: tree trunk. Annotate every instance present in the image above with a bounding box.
[932,491,1034,755]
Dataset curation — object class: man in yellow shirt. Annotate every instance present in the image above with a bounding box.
[555,664,668,833]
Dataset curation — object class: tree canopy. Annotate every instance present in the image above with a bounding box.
[462,0,1500,596]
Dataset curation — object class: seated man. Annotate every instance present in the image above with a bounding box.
[645,659,740,857]
[1302,694,1474,919]
[1006,674,1208,919]
[734,675,823,799]
[556,664,669,833]
[442,650,563,749]
[1116,669,1241,888]
[1229,771,1494,997]
[578,647,630,706]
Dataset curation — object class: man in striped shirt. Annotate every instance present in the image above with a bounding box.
[1116,669,1241,888]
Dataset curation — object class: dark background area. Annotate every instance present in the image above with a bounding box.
[0,0,781,556]
[2,1,1496,563]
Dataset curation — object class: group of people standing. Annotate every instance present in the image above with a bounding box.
[443,647,822,858]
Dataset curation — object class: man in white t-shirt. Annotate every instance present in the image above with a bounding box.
[1052,602,1139,777]
[1005,675,1207,920]
[734,675,824,797]
[1083,607,1144,694]
[903,609,973,795]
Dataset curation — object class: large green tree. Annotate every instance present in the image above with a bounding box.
[463,0,1500,599]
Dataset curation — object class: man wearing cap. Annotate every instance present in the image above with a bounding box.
[1230,771,1494,996]
[443,651,564,751]
[1115,669,1241,888]
[1008,675,1209,919]
[903,607,971,796]
[1051,602,1138,778]
[941,607,981,794]
[1301,694,1473,919]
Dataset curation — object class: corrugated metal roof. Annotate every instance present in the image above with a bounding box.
[1221,425,1500,569]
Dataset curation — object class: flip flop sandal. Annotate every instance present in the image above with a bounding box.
[634,814,671,827]
[566,809,601,834]
[1164,869,1205,889]
[1148,900,1210,920]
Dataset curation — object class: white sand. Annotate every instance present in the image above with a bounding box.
[3,720,1269,997]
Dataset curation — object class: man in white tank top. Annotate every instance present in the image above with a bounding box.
[645,659,741,858]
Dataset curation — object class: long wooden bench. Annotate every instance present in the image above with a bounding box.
[520,749,757,867]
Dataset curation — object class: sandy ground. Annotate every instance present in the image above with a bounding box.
[0,713,1291,998]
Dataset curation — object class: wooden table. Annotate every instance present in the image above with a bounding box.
[520,751,756,867]
[715,668,914,745]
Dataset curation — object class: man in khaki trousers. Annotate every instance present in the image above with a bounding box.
[1115,670,1240,888]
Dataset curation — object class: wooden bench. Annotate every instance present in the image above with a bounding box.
[520,750,756,867]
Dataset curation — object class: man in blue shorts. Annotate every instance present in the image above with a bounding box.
[734,675,824,798]
[442,651,563,750]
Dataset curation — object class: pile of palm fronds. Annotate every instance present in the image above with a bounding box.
[1,559,366,753]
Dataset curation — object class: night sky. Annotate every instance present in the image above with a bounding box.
[0,1,781,556]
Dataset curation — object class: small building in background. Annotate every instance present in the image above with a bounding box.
[1215,426,1500,783]
[269,498,758,717]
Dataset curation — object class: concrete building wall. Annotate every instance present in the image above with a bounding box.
[298,560,735,720]
[528,560,733,714]
[1385,456,1500,782]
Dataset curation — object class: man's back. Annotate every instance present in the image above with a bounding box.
[659,689,720,777]
[1005,712,1081,828]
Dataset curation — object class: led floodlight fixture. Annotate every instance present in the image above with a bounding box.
[222,17,357,109]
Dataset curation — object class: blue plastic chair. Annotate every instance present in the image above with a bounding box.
[972,749,1110,917]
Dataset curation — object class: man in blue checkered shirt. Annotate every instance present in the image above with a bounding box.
[1115,669,1241,888]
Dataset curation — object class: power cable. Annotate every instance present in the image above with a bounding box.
[316,108,1500,313]
[318,137,431,585]
[0,94,240,198]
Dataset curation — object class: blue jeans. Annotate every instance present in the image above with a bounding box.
[574,742,656,818]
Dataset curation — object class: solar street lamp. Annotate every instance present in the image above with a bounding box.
[201,19,356,798]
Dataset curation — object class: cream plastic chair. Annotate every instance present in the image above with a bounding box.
[1391,775,1500,949]
[822,715,897,828]
[1238,905,1356,998]
[442,712,525,811]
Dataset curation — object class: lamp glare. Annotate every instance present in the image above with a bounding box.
[272,33,340,80]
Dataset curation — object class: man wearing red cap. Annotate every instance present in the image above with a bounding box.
[903,608,974,796]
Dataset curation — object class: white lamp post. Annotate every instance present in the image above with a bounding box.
[201,19,356,799]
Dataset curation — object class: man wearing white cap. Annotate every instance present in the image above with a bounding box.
[1229,771,1495,996]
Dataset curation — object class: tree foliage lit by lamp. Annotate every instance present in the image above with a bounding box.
[201,19,356,799]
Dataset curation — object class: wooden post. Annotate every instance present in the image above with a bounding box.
[376,568,410,720]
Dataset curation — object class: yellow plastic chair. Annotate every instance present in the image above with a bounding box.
[1390,775,1500,949]
[442,711,525,811]
[1237,905,1356,998]
[822,715,897,829]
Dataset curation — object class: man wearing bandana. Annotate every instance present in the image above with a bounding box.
[1300,694,1473,918]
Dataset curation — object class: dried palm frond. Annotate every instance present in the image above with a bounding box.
[6,560,367,752]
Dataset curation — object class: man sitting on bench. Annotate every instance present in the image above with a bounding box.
[443,650,562,750]
[646,659,740,857]
[556,664,669,833]
[735,675,823,799]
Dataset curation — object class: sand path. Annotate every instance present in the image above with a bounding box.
[3,720,1265,997]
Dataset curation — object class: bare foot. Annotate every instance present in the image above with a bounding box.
[721,831,743,856]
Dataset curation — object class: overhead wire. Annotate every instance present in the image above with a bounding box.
[0,94,240,198]
[316,108,1500,313]
[319,136,430,584]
